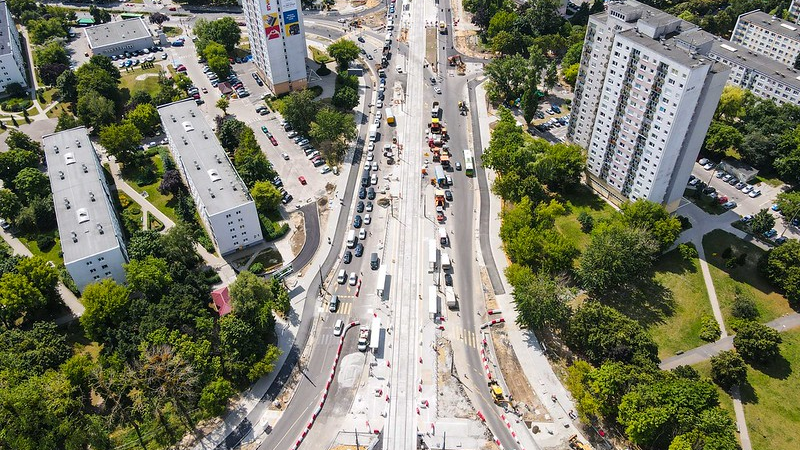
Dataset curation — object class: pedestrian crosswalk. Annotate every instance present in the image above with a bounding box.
[448,325,478,349]
[337,302,353,315]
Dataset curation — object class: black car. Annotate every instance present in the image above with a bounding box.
[367,188,376,200]
[444,273,453,286]
[343,251,353,264]
[444,190,453,202]
[377,92,385,101]
[354,243,364,257]
[358,36,366,43]
[353,215,362,228]
[273,177,283,187]
[356,201,365,213]
[281,194,293,204]
[358,187,367,199]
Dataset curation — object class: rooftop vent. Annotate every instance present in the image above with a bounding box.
[53,144,59,153]
[208,188,215,198]
[208,169,222,182]
[190,110,195,117]
[82,163,88,173]
[75,139,81,147]
[64,198,71,209]
[171,114,176,122]
[71,231,77,243]
[65,153,76,165]
[194,160,200,170]
[182,121,194,132]
[77,208,89,224]
[97,224,104,234]
[214,154,221,163]
[89,191,96,202]
[58,170,64,180]
[202,131,208,139]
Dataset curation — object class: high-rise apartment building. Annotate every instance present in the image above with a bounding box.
[731,10,800,67]
[241,0,308,94]
[789,0,800,23]
[43,127,128,292]
[567,0,729,210]
[0,1,28,94]
[158,100,264,255]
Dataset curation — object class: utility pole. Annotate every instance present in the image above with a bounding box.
[354,428,361,450]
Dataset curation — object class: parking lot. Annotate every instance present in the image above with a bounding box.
[689,160,799,242]
[526,101,570,143]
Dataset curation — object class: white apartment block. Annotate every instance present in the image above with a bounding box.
[790,0,800,23]
[0,1,27,94]
[567,1,729,211]
[241,0,308,94]
[157,100,264,255]
[731,10,800,67]
[43,127,128,292]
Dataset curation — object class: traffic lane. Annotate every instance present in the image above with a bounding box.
[289,202,320,271]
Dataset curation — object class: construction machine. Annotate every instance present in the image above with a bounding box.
[488,380,505,405]
[568,435,592,450]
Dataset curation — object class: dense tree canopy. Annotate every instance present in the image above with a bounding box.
[281,89,321,135]
[327,39,360,71]
[194,17,241,54]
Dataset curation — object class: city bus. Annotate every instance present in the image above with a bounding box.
[464,149,475,176]
[120,13,144,19]
[385,107,395,125]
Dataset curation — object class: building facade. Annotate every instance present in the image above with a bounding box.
[241,0,308,94]
[157,100,264,255]
[567,1,729,211]
[791,0,800,23]
[0,1,28,94]
[84,18,154,57]
[731,11,800,68]
[43,127,128,292]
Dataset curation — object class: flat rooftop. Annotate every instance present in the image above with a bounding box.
[0,2,15,56]
[737,10,800,41]
[157,99,252,215]
[43,127,124,263]
[85,17,151,49]
[709,39,800,87]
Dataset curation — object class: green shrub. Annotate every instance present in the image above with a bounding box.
[1,97,32,112]
[678,243,698,260]
[197,234,215,253]
[699,316,721,342]
[36,235,55,252]
[577,211,594,233]
[677,215,692,230]
[731,287,759,320]
[118,193,132,209]
[249,262,264,274]
[721,247,733,259]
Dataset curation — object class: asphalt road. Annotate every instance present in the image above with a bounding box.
[288,203,321,271]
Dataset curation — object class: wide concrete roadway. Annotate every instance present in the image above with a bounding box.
[432,0,521,448]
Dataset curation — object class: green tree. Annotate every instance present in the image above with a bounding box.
[485,54,530,102]
[0,148,38,185]
[194,17,241,54]
[763,237,800,304]
[13,168,49,202]
[27,17,67,44]
[715,85,748,122]
[76,92,116,130]
[216,97,229,115]
[204,41,231,79]
[228,271,276,330]
[562,63,580,88]
[89,5,111,24]
[480,107,527,175]
[6,130,42,157]
[566,301,659,366]
[511,270,572,331]
[268,277,291,316]
[0,272,46,328]
[733,320,783,363]
[250,181,283,214]
[160,225,200,268]
[486,9,516,38]
[55,113,81,132]
[33,40,69,66]
[99,122,142,164]
[326,39,360,70]
[246,344,282,381]
[532,142,586,192]
[704,122,743,155]
[127,230,164,261]
[544,61,559,91]
[562,41,584,67]
[776,191,800,222]
[749,208,775,235]
[137,345,199,429]
[127,103,160,136]
[577,223,659,295]
[619,199,682,250]
[233,128,274,187]
[281,89,321,135]
[198,378,235,417]
[332,85,359,110]
[80,279,131,342]
[309,107,357,164]
[55,69,78,104]
[0,321,71,376]
[0,188,21,220]
[16,256,58,302]
[710,350,747,390]
[124,256,172,299]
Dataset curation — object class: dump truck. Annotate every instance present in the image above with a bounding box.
[448,55,465,74]
[357,327,370,352]
[435,189,445,207]
[488,380,505,404]
[568,435,592,450]
[438,21,447,34]
[445,286,456,308]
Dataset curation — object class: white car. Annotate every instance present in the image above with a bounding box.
[372,162,378,171]
[349,272,358,286]
[370,174,378,185]
[741,185,753,194]
[367,152,374,161]
[698,158,709,166]
[396,65,402,73]
[364,214,371,225]
[366,202,373,212]
[376,99,383,108]
[358,229,367,240]
[333,319,344,336]
[368,142,375,151]
[748,189,762,198]
[376,111,382,120]
[281,152,290,160]
[319,165,332,174]
[434,86,442,94]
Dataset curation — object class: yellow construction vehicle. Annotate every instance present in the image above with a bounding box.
[568,435,592,450]
[488,380,505,405]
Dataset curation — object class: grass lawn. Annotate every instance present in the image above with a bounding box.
[309,46,333,64]
[647,250,713,359]
[702,230,793,326]
[740,329,800,450]
[754,175,784,188]
[122,154,180,224]
[119,66,164,98]
[17,230,63,266]
[161,25,183,37]
[251,247,283,271]
[553,185,617,252]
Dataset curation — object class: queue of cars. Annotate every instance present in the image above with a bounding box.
[696,159,762,198]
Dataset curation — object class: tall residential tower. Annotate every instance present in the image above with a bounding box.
[241,0,308,94]
[567,0,729,210]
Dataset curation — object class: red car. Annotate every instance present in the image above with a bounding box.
[269,136,278,146]
[717,195,729,204]
[176,65,187,72]
[169,6,177,10]
[191,93,200,99]
[298,176,307,185]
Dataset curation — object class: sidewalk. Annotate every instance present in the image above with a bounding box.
[473,81,589,447]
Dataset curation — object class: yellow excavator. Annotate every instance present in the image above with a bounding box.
[488,380,505,405]
[568,435,593,450]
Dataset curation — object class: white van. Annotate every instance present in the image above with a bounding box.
[347,230,356,248]
[439,227,448,245]
[441,253,451,270]
[337,269,347,284]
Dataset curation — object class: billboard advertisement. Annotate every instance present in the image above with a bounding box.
[283,9,300,36]
[264,13,280,40]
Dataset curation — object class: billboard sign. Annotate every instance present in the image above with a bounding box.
[283,9,300,36]
[264,13,280,40]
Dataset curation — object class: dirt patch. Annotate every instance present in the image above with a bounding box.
[490,326,549,423]
[426,28,438,72]
[289,211,306,255]
[453,32,494,60]
[480,267,498,313]
[436,338,476,418]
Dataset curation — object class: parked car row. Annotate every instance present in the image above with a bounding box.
[695,159,761,198]
[271,175,293,204]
